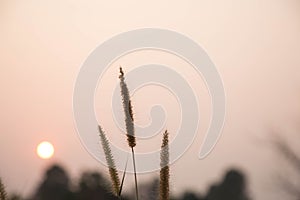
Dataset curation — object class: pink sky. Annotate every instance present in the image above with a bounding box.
[1,1,300,200]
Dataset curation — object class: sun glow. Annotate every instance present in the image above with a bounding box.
[37,141,54,159]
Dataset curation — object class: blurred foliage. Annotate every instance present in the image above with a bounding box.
[6,165,250,200]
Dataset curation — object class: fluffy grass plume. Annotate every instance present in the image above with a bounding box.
[119,67,136,148]
[0,178,7,200]
[160,130,170,200]
[98,125,120,196]
[119,67,139,200]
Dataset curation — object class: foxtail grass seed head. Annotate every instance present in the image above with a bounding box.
[119,67,136,148]
[98,125,120,196]
[0,178,7,200]
[160,130,170,200]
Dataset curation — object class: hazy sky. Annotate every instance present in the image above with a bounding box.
[1,1,300,200]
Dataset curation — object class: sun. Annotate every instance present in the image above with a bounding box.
[37,141,54,159]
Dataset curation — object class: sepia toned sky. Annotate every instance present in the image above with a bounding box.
[1,0,300,200]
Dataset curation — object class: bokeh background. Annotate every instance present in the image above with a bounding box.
[1,0,300,200]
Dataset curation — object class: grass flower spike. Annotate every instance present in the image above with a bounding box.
[0,178,7,200]
[160,130,170,200]
[98,125,120,196]
[119,67,136,148]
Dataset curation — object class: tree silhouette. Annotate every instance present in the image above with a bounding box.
[181,191,203,200]
[205,169,250,200]
[138,179,159,200]
[32,165,74,200]
[76,171,118,200]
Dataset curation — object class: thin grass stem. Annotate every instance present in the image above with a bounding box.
[118,155,128,197]
[131,147,139,200]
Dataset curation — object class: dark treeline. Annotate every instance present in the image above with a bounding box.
[9,164,250,200]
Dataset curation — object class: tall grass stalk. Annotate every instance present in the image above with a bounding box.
[119,67,139,200]
[160,130,170,200]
